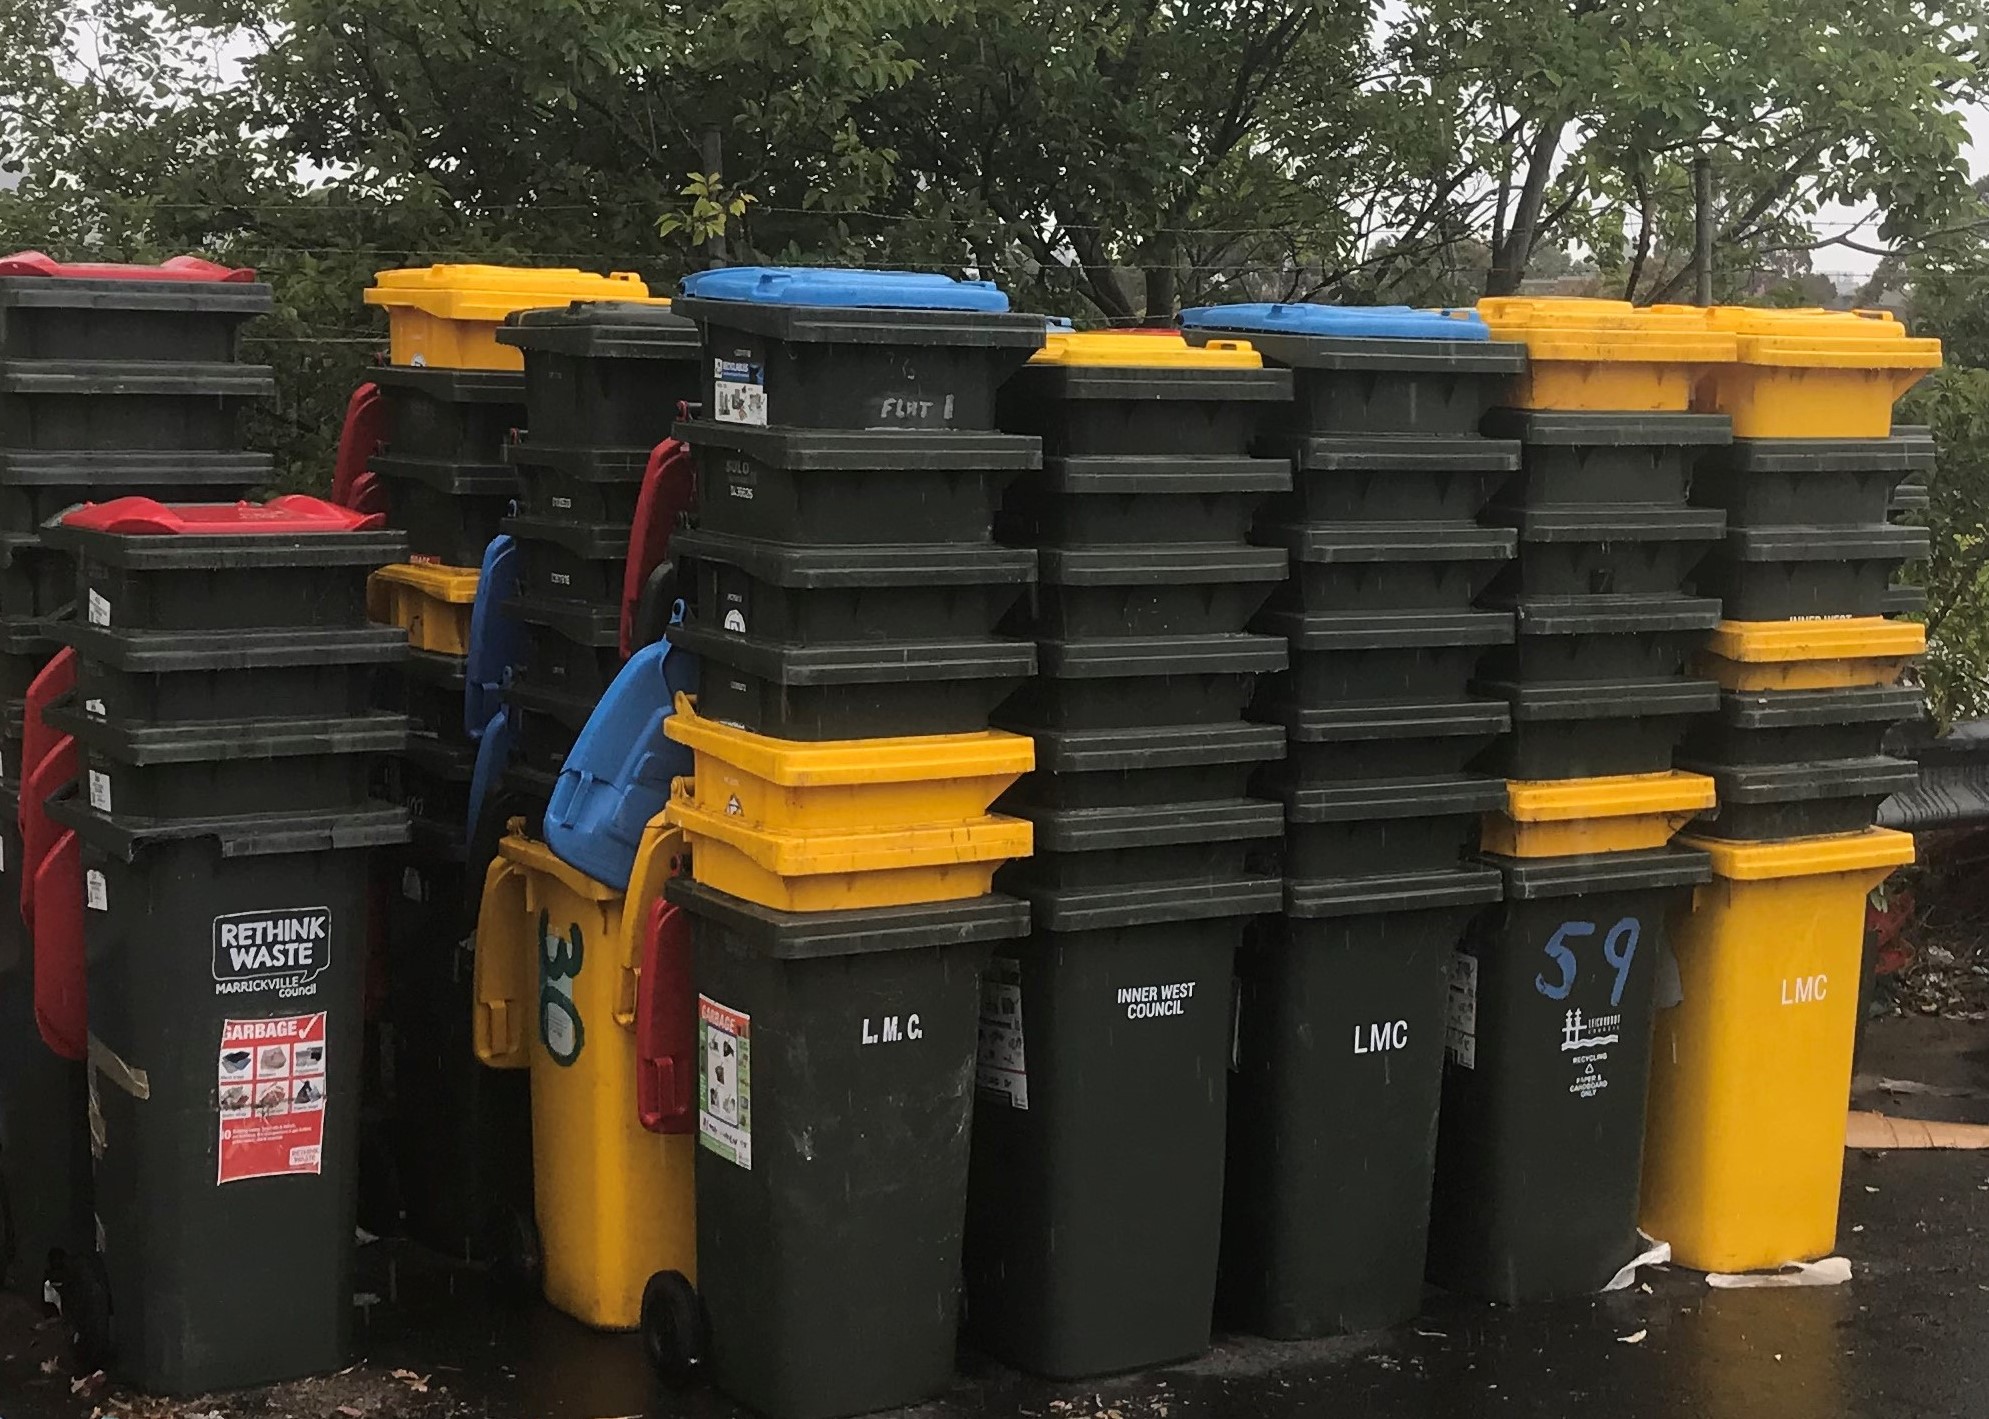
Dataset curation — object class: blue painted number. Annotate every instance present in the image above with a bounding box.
[1534,916,1643,1007]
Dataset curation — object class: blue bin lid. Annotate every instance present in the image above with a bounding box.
[465,705,515,843]
[1180,304,1490,341]
[678,266,1011,313]
[542,640,700,894]
[465,534,525,741]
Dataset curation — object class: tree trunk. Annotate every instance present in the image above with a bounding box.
[1484,120,1565,296]
[1143,234,1179,320]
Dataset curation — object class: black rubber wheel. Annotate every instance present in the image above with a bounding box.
[486,1203,542,1304]
[58,1252,113,1371]
[639,1270,703,1388]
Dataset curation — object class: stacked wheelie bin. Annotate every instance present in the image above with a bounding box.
[463,301,711,1322]
[658,267,1043,1419]
[1424,298,1723,1302]
[36,494,409,1392]
[1180,304,1521,1337]
[1642,307,1939,1272]
[965,329,1288,1375]
[0,253,273,1307]
[359,266,659,1261]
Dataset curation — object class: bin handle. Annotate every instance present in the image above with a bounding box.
[470,855,532,1070]
[634,899,696,1134]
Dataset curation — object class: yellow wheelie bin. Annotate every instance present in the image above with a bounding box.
[1662,306,1941,439]
[365,264,657,370]
[1481,771,1716,858]
[1695,617,1925,693]
[1475,297,1737,412]
[471,817,697,1329]
[1640,827,1916,1272]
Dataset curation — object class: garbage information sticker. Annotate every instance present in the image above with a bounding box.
[1446,952,1479,1069]
[216,1012,328,1185]
[712,358,767,426]
[976,956,1028,1109]
[698,995,752,1170]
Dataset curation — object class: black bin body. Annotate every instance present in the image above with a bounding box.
[0,274,271,362]
[1693,525,1929,620]
[1262,436,1519,525]
[675,297,1045,433]
[505,515,630,608]
[1275,701,1510,783]
[1181,329,1526,438]
[1683,685,1924,768]
[997,634,1284,733]
[1691,434,1934,527]
[964,891,1261,1377]
[679,422,1039,547]
[1220,869,1502,1337]
[383,848,532,1261]
[1274,774,1507,879]
[1476,679,1720,780]
[676,527,1035,645]
[1256,522,1513,616]
[1480,411,1731,508]
[63,624,405,726]
[370,365,525,462]
[369,456,515,568]
[998,721,1286,812]
[509,444,650,525]
[495,301,702,449]
[0,363,272,452]
[54,708,406,820]
[667,879,1025,1419]
[45,517,405,636]
[1679,754,1921,840]
[999,797,1284,894]
[1483,506,1724,600]
[1426,847,1710,1304]
[1259,609,1513,708]
[53,801,408,1393]
[671,620,1034,740]
[1002,456,1288,548]
[0,967,94,1299]
[998,363,1292,457]
[1027,545,1285,640]
[513,610,624,700]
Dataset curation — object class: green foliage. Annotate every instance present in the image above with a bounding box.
[0,0,1979,486]
[1900,367,1989,725]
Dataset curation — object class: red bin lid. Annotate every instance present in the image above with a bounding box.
[61,495,385,535]
[0,250,256,283]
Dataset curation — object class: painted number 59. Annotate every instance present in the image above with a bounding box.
[1534,916,1642,1008]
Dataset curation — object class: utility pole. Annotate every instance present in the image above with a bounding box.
[701,125,728,269]
[1693,155,1714,306]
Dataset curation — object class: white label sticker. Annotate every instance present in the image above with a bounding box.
[87,588,111,627]
[85,698,106,719]
[87,769,112,813]
[1446,952,1478,1069]
[976,957,1028,1109]
[85,869,107,912]
[712,358,768,426]
[699,995,751,1169]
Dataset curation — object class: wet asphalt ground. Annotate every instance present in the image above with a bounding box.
[5,1010,1988,1419]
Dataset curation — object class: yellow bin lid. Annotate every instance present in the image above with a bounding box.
[1475,296,1737,364]
[1686,306,1943,371]
[369,560,481,605]
[1678,826,1915,882]
[1030,330,1263,368]
[1702,617,1925,664]
[663,694,1032,784]
[1503,771,1717,823]
[666,786,1032,874]
[365,264,654,320]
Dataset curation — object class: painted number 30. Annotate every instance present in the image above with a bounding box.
[1533,917,1641,1009]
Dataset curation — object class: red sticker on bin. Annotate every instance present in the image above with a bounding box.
[217,1012,329,1184]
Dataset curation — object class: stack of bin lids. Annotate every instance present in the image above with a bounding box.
[1031,329,1266,365]
[496,299,700,354]
[365,265,654,318]
[677,266,1013,311]
[1476,297,1739,360]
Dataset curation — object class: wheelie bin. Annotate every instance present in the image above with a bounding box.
[964,875,1275,1376]
[1426,845,1712,1303]
[1474,298,1738,413]
[1641,828,1915,1272]
[1673,306,1941,439]
[1694,617,1924,693]
[471,816,696,1330]
[1220,865,1503,1337]
[364,264,655,371]
[652,877,1029,1419]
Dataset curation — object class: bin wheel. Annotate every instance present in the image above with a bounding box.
[639,1270,703,1387]
[486,1204,542,1304]
[58,1252,113,1370]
